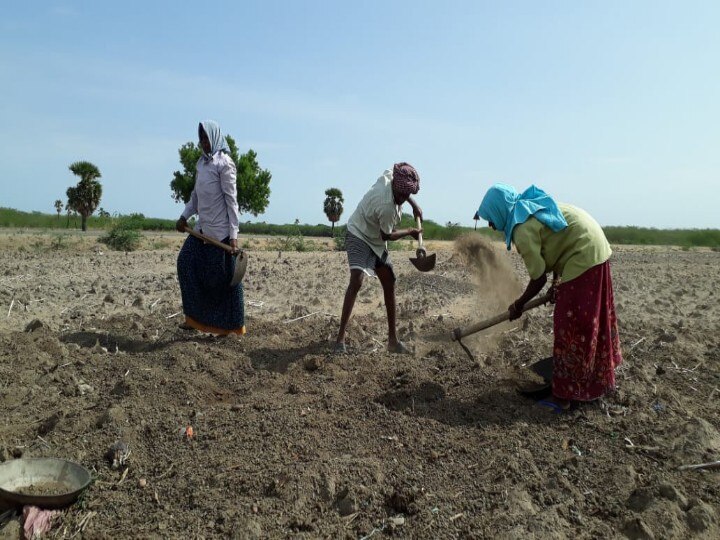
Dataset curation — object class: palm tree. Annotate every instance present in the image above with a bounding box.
[66,161,102,231]
[54,199,63,222]
[323,188,344,233]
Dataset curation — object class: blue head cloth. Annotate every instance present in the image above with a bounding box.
[477,183,568,250]
[200,120,230,157]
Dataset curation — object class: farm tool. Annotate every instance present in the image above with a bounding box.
[409,217,436,272]
[450,292,553,362]
[183,226,248,285]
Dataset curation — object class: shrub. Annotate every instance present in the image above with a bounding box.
[332,228,346,251]
[100,220,142,251]
[51,235,69,250]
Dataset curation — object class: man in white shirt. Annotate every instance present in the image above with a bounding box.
[335,163,423,354]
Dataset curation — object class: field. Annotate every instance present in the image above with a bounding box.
[0,231,719,539]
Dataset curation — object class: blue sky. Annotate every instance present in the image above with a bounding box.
[1,1,718,228]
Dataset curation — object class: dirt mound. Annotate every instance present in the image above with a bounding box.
[667,417,720,463]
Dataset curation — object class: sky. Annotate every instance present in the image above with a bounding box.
[1,1,718,229]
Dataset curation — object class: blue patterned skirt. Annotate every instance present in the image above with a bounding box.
[177,235,245,333]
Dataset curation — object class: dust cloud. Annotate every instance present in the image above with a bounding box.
[454,234,523,318]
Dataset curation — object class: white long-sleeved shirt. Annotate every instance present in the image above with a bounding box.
[181,152,239,241]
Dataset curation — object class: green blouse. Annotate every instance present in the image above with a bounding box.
[512,203,612,283]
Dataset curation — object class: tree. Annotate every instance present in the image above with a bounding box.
[54,199,63,221]
[66,161,102,232]
[170,135,271,216]
[323,188,344,233]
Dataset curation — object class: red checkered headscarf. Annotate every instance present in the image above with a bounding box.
[392,162,420,196]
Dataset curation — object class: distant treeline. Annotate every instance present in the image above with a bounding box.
[1,207,718,247]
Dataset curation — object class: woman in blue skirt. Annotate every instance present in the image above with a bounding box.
[175,121,245,336]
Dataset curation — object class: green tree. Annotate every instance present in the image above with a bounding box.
[170,135,271,216]
[66,161,102,231]
[323,188,344,233]
[54,199,63,221]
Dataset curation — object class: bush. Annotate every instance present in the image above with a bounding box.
[51,235,69,250]
[332,227,347,251]
[100,220,142,251]
[269,220,317,252]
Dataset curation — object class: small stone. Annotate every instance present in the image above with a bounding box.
[622,517,655,540]
[138,478,147,488]
[96,405,127,428]
[132,295,145,307]
[24,319,45,332]
[318,473,335,502]
[686,500,716,532]
[626,488,655,512]
[336,495,357,516]
[111,380,132,398]
[658,483,688,509]
[303,357,322,372]
[38,412,63,436]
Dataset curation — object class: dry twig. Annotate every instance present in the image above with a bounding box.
[678,460,720,471]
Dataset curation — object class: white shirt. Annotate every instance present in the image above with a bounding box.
[347,169,402,258]
[182,152,239,241]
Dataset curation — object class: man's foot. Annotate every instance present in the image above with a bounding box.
[333,342,347,355]
[387,341,411,354]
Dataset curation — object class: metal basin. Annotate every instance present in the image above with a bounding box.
[0,458,92,509]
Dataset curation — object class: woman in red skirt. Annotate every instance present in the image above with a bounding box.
[476,184,622,411]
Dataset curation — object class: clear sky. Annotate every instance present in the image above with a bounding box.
[1,1,718,228]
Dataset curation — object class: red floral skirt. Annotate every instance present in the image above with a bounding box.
[552,261,622,401]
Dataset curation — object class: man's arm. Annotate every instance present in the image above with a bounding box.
[381,228,421,242]
[407,196,423,221]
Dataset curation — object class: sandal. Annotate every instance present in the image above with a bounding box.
[536,399,574,414]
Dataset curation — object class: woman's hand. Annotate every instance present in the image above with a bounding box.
[508,300,524,321]
[175,216,187,233]
[229,238,239,254]
[549,275,561,304]
[409,227,423,240]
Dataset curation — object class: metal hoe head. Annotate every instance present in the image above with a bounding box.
[409,247,436,272]
[230,250,248,286]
